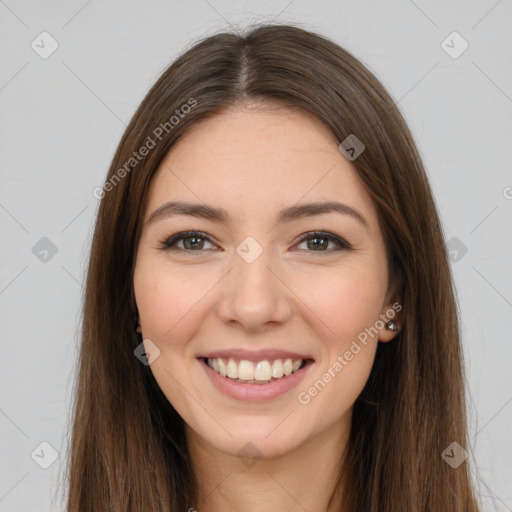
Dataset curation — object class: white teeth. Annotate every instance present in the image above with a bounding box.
[226,358,238,378]
[254,361,272,381]
[206,357,305,382]
[238,360,255,380]
[271,359,284,378]
[218,358,227,377]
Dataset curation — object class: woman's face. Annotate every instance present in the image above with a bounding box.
[133,104,400,459]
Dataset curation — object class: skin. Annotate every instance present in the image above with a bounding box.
[133,102,402,512]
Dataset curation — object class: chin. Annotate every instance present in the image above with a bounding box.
[190,415,309,462]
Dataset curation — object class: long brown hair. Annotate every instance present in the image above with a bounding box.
[63,24,481,511]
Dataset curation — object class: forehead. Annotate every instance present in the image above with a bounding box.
[144,105,379,228]
[166,103,341,172]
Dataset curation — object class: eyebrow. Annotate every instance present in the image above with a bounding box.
[145,200,369,230]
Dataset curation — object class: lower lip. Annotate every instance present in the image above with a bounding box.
[199,358,314,402]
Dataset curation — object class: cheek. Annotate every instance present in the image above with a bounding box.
[293,261,387,343]
[292,261,386,408]
[134,260,204,340]
[295,270,382,416]
[133,260,204,418]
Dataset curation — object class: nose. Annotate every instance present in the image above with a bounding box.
[216,248,293,333]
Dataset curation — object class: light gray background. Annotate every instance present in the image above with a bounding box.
[1,1,511,510]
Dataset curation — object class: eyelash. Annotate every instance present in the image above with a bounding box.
[158,230,352,254]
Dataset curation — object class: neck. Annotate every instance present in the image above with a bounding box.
[186,418,350,512]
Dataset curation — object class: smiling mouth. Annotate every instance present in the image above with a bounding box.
[202,357,312,384]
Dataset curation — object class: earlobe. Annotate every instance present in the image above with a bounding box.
[379,320,400,342]
[134,312,142,334]
[378,299,404,342]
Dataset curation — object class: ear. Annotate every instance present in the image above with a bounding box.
[134,310,142,333]
[377,296,404,343]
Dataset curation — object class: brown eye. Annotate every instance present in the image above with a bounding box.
[181,235,207,250]
[305,236,329,250]
[295,231,351,252]
[160,231,216,252]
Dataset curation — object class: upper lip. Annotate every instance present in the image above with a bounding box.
[198,349,314,362]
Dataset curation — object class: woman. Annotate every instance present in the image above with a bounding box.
[65,24,481,511]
